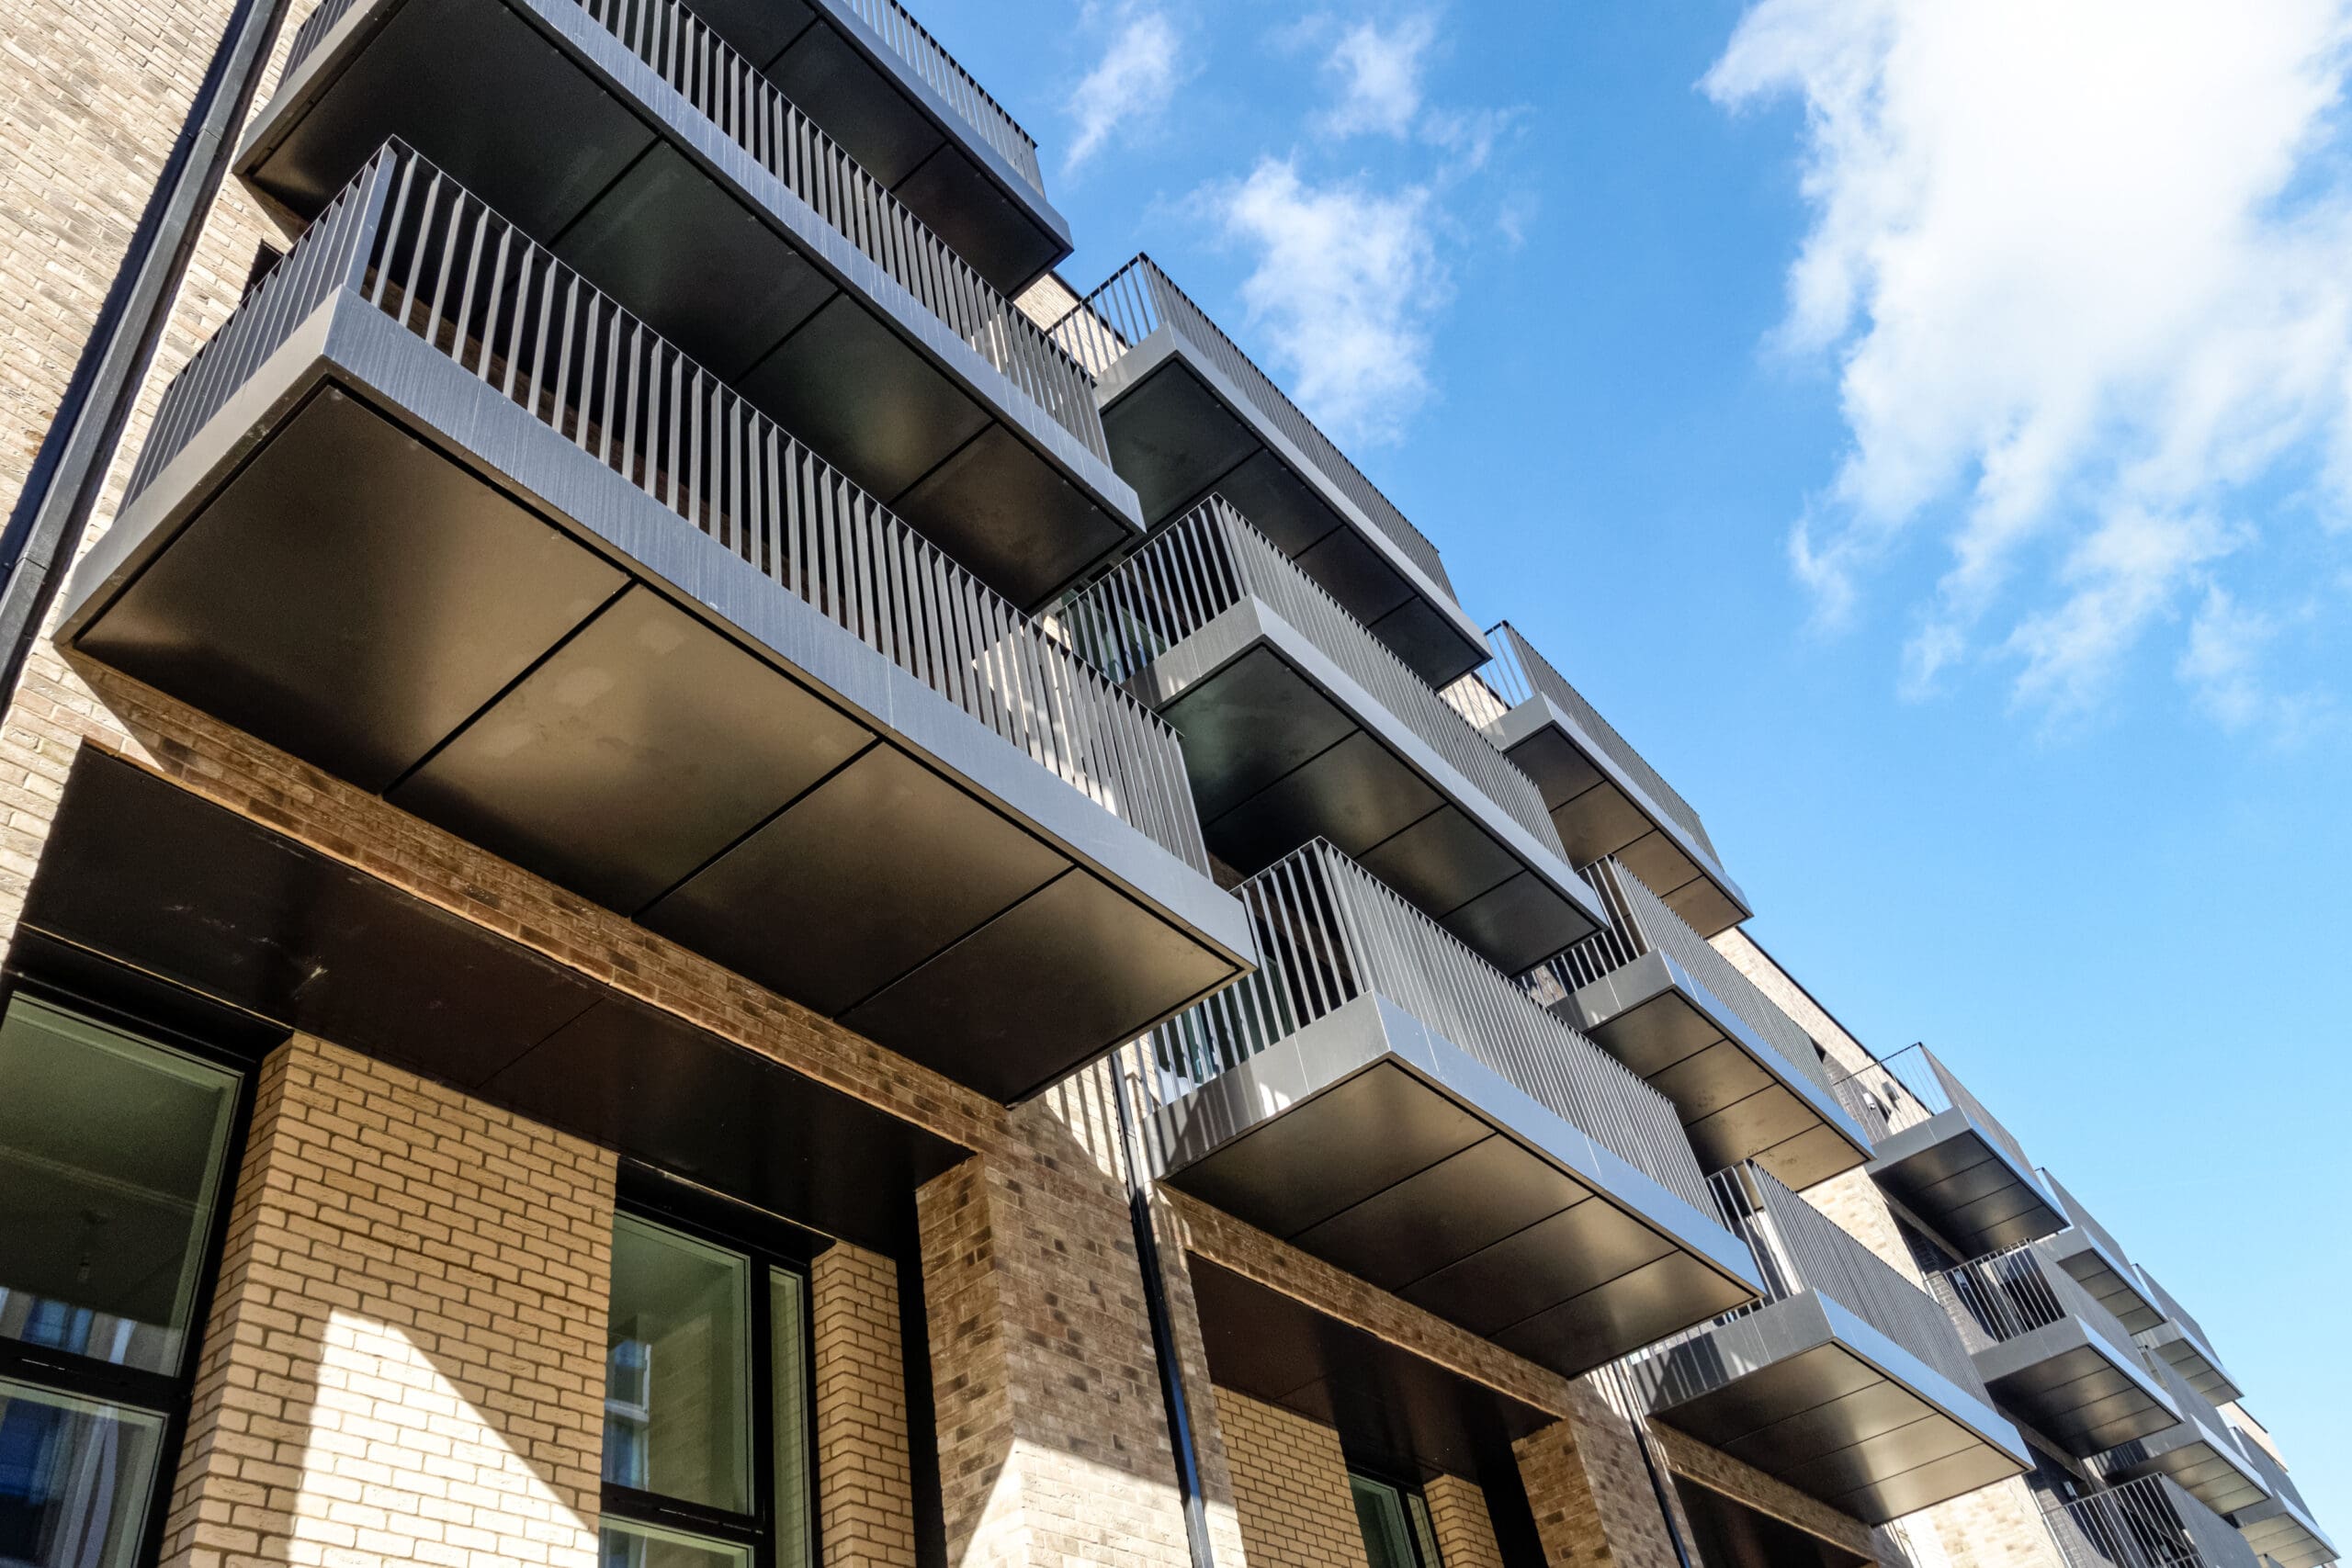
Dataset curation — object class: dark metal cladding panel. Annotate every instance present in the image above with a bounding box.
[1402,1198,1676,1337]
[1100,358,1261,526]
[1291,1134,1590,1294]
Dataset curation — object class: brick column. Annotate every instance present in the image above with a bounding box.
[1216,1391,1368,1568]
[1422,1474,1506,1568]
[161,1034,617,1568]
[813,1242,917,1568]
[1513,1381,1689,1568]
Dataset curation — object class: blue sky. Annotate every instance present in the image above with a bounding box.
[922,0,2351,1524]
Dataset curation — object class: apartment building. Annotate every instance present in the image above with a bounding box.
[0,3,2332,1568]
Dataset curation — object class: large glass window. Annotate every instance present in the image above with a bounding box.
[0,994,246,1568]
[1351,1472,1442,1568]
[600,1206,814,1568]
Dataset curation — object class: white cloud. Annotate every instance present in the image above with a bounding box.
[1709,0,2352,720]
[2179,584,2279,728]
[1208,158,1447,446]
[1064,6,1184,174]
[1319,14,1440,140]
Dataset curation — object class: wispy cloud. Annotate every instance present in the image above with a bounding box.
[1206,158,1447,446]
[1317,13,1439,140]
[1709,0,2352,726]
[1064,6,1185,174]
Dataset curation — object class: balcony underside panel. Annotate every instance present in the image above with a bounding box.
[2233,1495,2336,1568]
[2106,1431,2270,1519]
[1096,340,1486,686]
[1147,995,1761,1380]
[1495,709,1748,939]
[1868,1113,2064,1258]
[2041,1230,2165,1336]
[1556,953,1869,1190]
[1638,1293,2028,1526]
[237,0,1130,608]
[1969,1322,2179,1457]
[1143,614,1600,975]
[67,317,1247,1104]
[2139,1323,2245,1405]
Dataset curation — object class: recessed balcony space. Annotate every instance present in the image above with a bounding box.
[1629,1164,2030,1525]
[1128,840,1764,1380]
[2224,1427,2337,1568]
[1443,623,1750,939]
[2038,1170,2165,1336]
[242,0,1136,609]
[2096,1355,2272,1520]
[1831,1044,2064,1258]
[2042,1475,2264,1568]
[1046,256,1487,686]
[1927,1241,2179,1458]
[63,147,1251,1105]
[1526,859,1869,1190]
[1062,498,1605,976]
[2132,1268,2245,1405]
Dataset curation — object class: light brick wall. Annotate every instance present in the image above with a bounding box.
[1422,1474,1505,1568]
[1215,1391,1367,1568]
[162,1033,616,1568]
[812,1243,916,1568]
[1905,1479,2065,1568]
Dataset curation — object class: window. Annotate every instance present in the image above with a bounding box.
[0,995,247,1568]
[600,1198,815,1568]
[1350,1472,1442,1568]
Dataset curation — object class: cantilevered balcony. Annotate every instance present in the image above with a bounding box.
[1445,623,1750,937]
[242,0,1136,608]
[2133,1269,2245,1405]
[1061,498,1606,975]
[1130,840,1764,1378]
[2041,1475,2263,1568]
[63,146,1251,1104]
[1529,859,1869,1190]
[1047,257,1487,685]
[1632,1164,2029,1524]
[1928,1241,2179,1457]
[2098,1354,2270,1520]
[2225,1427,2337,1568]
[1832,1044,2064,1258]
[2040,1170,2165,1336]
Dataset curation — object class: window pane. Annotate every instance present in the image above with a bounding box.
[0,1378,166,1568]
[1351,1475,1421,1568]
[769,1271,810,1568]
[597,1518,751,1568]
[0,1001,240,1376]
[604,1217,751,1514]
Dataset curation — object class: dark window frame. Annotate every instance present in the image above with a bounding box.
[1346,1466,1444,1568]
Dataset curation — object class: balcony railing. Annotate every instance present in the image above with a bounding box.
[1046,255,1453,594]
[127,143,1204,872]
[1136,840,1711,1214]
[1707,1163,1992,1402]
[1534,857,1833,1096]
[278,0,1100,457]
[1931,1241,2153,1367]
[2046,1169,2138,1276]
[2043,1476,2259,1568]
[1471,621,1720,863]
[1830,1043,2039,1172]
[1060,497,1562,855]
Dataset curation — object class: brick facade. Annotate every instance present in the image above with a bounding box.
[1423,1474,1507,1568]
[812,1244,917,1568]
[1216,1392,1368,1568]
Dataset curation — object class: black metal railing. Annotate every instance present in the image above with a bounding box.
[1059,496,1561,854]
[2041,1476,2258,1568]
[1046,254,1453,594]
[1931,1240,2156,1374]
[1827,1043,2041,1178]
[1532,858,1834,1099]
[275,0,1101,457]
[122,144,1204,872]
[1133,840,1712,1214]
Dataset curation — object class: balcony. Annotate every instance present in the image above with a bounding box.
[1631,1165,2029,1524]
[1129,840,1765,1378]
[1445,623,1750,938]
[1046,256,1487,686]
[2041,1475,2262,1568]
[2039,1170,2165,1335]
[2097,1354,2270,1519]
[1061,498,1606,975]
[2132,1269,2245,1405]
[1832,1044,2064,1258]
[242,0,1136,609]
[62,146,1251,1104]
[2225,1428,2336,1568]
[1529,859,1870,1190]
[1928,1241,2179,1457]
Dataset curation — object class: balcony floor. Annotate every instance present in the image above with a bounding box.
[1143,993,1763,1381]
[1093,330,1487,686]
[1969,1318,2179,1457]
[1867,1111,2064,1258]
[1555,951,1870,1190]
[64,293,1249,1104]
[1635,1292,2029,1525]
[238,0,1134,609]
